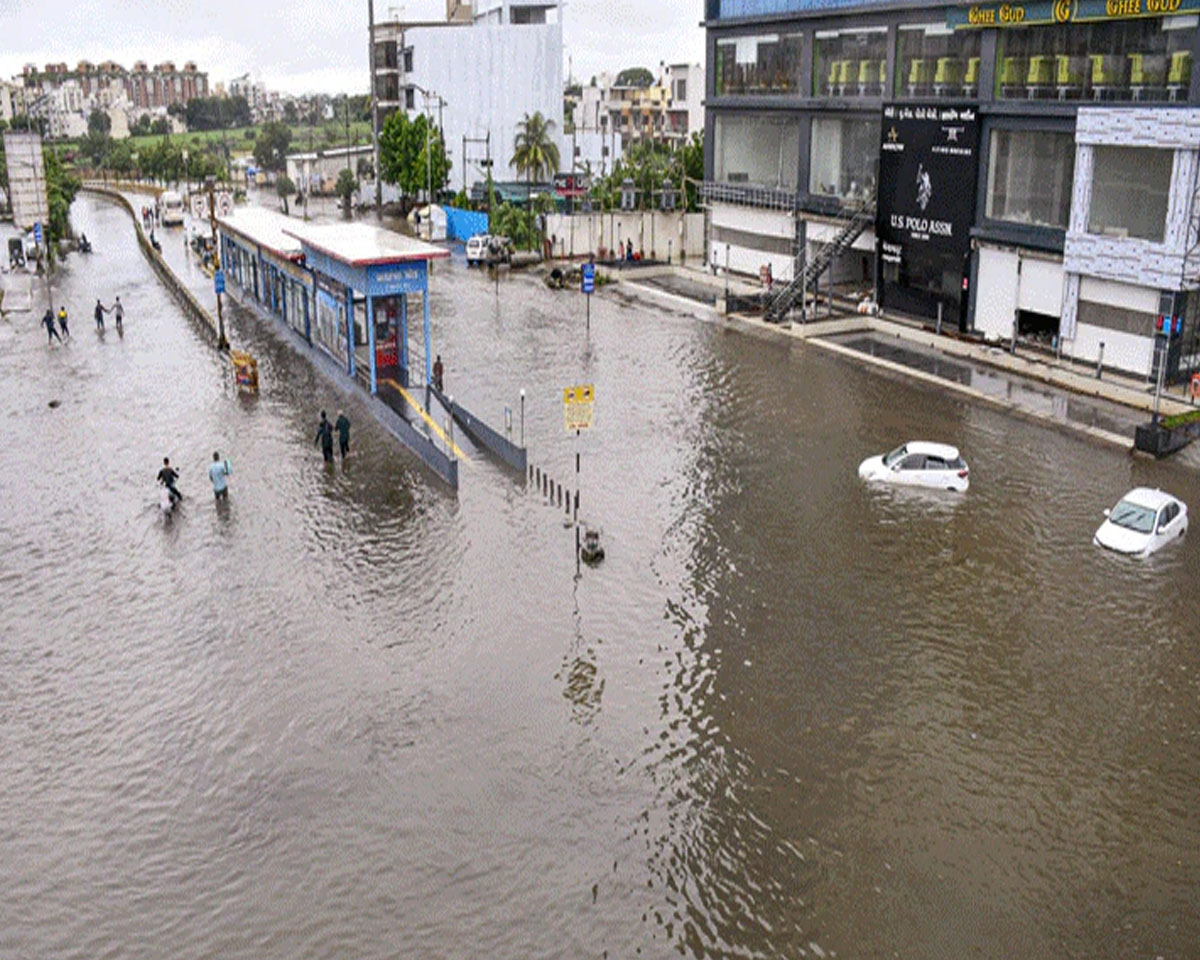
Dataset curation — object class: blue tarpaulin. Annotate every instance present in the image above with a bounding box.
[444,207,489,243]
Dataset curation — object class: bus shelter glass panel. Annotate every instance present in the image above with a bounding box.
[714,33,804,95]
[810,117,877,200]
[997,16,1198,101]
[813,27,887,98]
[314,278,348,365]
[896,23,982,99]
[714,114,801,190]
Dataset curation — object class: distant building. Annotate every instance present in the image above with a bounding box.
[371,0,565,191]
[286,145,376,196]
[18,59,208,113]
[665,62,704,141]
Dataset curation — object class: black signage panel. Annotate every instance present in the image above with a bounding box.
[876,103,981,328]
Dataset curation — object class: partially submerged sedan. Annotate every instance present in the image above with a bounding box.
[858,441,970,493]
[1094,487,1188,558]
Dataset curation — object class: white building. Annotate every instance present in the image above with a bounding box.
[664,62,704,141]
[372,0,564,190]
[286,144,376,196]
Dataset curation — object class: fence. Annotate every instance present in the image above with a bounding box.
[543,211,705,261]
[444,206,489,243]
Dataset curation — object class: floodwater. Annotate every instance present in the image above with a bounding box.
[3,193,1200,959]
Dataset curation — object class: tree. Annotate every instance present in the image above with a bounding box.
[43,148,81,255]
[276,175,297,215]
[283,101,298,125]
[335,167,358,212]
[356,156,374,180]
[184,95,250,131]
[511,111,560,185]
[379,111,450,204]
[130,114,152,137]
[87,109,111,138]
[615,67,654,88]
[253,121,292,172]
[150,117,171,136]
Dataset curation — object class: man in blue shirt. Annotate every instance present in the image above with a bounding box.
[208,451,230,500]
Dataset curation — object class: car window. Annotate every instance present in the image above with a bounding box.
[924,457,946,471]
[949,456,966,470]
[899,455,924,470]
[1160,503,1178,528]
[1110,500,1155,533]
[884,445,907,467]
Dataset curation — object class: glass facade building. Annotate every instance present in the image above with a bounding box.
[704,0,1200,378]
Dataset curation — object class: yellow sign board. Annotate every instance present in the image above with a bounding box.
[563,383,594,431]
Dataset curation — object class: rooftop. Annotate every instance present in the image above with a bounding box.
[281,221,450,266]
[217,207,304,262]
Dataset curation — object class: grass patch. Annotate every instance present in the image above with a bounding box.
[1160,408,1200,430]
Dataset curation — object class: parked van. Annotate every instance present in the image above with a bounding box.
[159,190,185,226]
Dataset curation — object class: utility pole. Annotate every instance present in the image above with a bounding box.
[207,175,229,350]
[369,0,383,219]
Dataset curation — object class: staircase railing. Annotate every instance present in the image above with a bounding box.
[764,191,876,324]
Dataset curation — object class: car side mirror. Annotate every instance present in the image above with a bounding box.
[1102,508,1110,517]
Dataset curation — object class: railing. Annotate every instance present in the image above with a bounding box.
[700,181,800,212]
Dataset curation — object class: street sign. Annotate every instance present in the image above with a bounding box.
[190,194,208,220]
[563,384,594,432]
[581,262,595,295]
[214,269,226,294]
[33,222,43,245]
[215,192,234,217]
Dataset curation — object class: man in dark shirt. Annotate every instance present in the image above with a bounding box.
[42,309,62,344]
[335,411,351,460]
[432,355,444,393]
[315,411,334,462]
[157,456,183,504]
[94,299,107,331]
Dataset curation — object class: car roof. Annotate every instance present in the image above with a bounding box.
[1119,487,1181,510]
[905,441,960,459]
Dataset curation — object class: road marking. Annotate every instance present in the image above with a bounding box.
[382,378,470,462]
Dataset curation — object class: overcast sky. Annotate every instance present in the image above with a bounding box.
[0,0,705,94]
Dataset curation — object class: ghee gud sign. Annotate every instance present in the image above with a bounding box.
[949,0,1200,28]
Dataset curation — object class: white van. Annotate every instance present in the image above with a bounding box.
[159,190,185,226]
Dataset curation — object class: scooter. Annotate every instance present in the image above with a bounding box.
[159,486,176,514]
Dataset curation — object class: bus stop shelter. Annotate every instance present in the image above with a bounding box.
[280,221,449,396]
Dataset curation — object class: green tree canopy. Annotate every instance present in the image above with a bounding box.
[379,111,451,202]
[253,121,292,172]
[335,167,359,210]
[87,109,111,138]
[276,175,297,214]
[615,67,654,88]
[511,111,560,184]
[184,95,251,131]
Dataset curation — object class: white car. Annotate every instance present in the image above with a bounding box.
[1093,487,1188,558]
[858,441,970,492]
[465,234,489,265]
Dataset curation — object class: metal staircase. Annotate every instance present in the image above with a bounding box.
[764,192,876,324]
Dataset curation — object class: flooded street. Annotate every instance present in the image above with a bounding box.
[3,192,1200,959]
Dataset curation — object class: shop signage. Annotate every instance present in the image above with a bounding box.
[949,0,1200,29]
[876,104,980,263]
[366,260,427,296]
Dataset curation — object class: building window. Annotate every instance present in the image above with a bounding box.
[1088,146,1173,242]
[714,114,800,190]
[809,117,876,200]
[404,87,415,110]
[813,27,886,98]
[896,23,982,99]
[403,49,413,73]
[374,41,397,70]
[996,16,1197,101]
[674,78,687,101]
[985,129,1075,229]
[714,33,803,95]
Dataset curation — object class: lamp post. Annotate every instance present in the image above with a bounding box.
[207,174,229,350]
[520,388,525,447]
[724,243,730,303]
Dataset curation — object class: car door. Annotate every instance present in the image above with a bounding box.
[921,455,947,489]
[1157,502,1181,546]
[894,454,925,486]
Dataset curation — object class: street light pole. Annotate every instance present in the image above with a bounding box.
[369,0,382,219]
[207,175,229,350]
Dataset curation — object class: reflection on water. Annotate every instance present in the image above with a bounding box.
[2,195,1199,959]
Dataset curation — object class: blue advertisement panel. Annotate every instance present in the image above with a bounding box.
[366,261,428,297]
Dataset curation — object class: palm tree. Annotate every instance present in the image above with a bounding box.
[511,111,561,187]
[512,112,561,255]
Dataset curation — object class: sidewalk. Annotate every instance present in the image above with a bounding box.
[614,262,1195,420]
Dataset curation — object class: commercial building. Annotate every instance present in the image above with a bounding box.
[703,0,1200,381]
[286,145,376,196]
[371,0,564,187]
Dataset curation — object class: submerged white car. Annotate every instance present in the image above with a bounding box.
[858,441,970,492]
[1094,487,1188,558]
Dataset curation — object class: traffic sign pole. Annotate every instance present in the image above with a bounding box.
[582,260,595,335]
